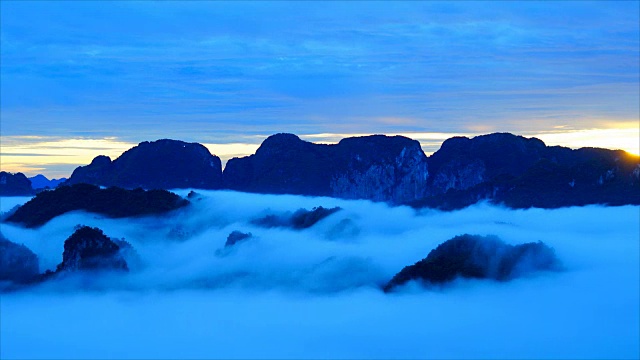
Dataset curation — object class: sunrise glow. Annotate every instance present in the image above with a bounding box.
[532,127,640,156]
[0,137,135,178]
[3,125,637,179]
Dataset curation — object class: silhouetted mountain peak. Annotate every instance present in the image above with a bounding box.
[337,134,419,152]
[415,132,640,209]
[66,139,223,189]
[29,174,48,182]
[261,133,303,146]
[255,133,316,157]
[224,133,428,203]
[90,155,112,167]
[28,174,68,190]
[0,172,35,196]
[56,226,128,272]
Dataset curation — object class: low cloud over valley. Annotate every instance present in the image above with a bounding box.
[1,191,638,358]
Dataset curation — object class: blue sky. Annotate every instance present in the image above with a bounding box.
[1,1,639,177]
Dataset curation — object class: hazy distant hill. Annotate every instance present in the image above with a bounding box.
[0,232,39,283]
[0,172,35,196]
[29,174,67,190]
[65,139,223,190]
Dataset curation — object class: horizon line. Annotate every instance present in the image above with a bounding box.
[1,128,638,179]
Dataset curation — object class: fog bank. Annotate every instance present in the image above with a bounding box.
[1,191,638,358]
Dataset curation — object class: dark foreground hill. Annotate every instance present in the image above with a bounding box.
[55,226,131,273]
[6,184,189,228]
[384,234,561,292]
[223,133,429,204]
[65,139,223,190]
[1,226,138,290]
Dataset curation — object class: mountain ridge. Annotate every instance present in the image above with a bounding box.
[29,174,67,190]
[223,133,429,203]
[65,139,223,190]
[3,132,638,209]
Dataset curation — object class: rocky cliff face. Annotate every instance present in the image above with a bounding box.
[0,172,35,196]
[56,226,129,272]
[329,135,429,203]
[223,133,428,203]
[426,133,547,196]
[223,134,332,195]
[66,139,223,190]
[416,133,640,209]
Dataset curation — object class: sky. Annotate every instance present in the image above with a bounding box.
[1,192,639,358]
[1,1,639,178]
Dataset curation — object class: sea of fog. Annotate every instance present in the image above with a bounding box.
[1,191,638,359]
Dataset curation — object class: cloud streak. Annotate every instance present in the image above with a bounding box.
[2,2,638,152]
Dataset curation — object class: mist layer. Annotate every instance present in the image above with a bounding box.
[1,191,638,359]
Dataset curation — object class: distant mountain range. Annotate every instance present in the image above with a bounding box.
[28,175,67,190]
[2,132,638,209]
[0,173,67,196]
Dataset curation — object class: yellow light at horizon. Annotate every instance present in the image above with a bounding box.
[299,129,639,156]
[2,127,638,179]
[202,143,261,167]
[0,137,135,178]
[533,128,640,156]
